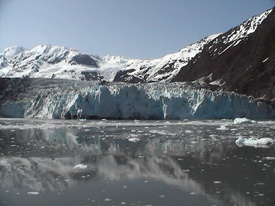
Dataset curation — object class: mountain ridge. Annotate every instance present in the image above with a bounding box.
[0,7,274,106]
[173,7,275,107]
[0,33,219,82]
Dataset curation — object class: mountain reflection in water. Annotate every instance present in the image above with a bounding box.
[0,119,275,206]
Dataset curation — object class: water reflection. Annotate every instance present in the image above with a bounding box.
[0,119,275,206]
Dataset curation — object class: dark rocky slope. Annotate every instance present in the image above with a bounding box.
[173,8,275,107]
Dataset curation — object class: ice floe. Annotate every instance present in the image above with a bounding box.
[73,164,88,170]
[233,118,256,124]
[235,137,273,148]
[128,137,141,142]
[27,191,39,195]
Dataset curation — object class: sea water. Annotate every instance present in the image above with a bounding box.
[0,118,274,206]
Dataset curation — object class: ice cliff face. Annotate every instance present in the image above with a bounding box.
[0,79,274,119]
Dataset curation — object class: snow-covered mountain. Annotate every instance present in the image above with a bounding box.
[0,45,102,80]
[113,34,220,83]
[1,8,273,86]
[0,35,219,83]
[173,8,275,107]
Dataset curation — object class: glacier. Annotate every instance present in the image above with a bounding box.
[0,79,274,120]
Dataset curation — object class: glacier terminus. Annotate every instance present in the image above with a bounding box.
[0,79,274,120]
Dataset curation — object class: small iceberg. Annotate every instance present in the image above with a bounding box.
[73,164,87,170]
[234,117,256,124]
[216,125,229,130]
[128,137,140,143]
[235,137,273,148]
[27,191,39,195]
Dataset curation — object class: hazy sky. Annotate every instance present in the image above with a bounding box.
[0,0,274,59]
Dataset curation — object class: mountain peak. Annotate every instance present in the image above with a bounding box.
[220,8,273,45]
[2,46,26,58]
[173,7,275,107]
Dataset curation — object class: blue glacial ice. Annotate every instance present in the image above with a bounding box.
[0,82,274,120]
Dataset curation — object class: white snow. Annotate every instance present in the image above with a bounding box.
[0,9,272,83]
[0,34,219,82]
[235,137,273,148]
[116,33,220,82]
[211,9,273,56]
[223,9,272,44]
[209,78,224,86]
[233,117,256,124]
[0,44,101,80]
[262,57,269,63]
[2,46,26,59]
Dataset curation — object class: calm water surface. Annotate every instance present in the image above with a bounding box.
[0,118,275,206]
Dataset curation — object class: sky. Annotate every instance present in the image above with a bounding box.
[0,0,274,59]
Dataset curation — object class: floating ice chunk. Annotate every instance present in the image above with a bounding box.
[185,130,193,134]
[234,117,256,124]
[128,137,140,142]
[149,130,168,135]
[73,164,87,170]
[265,156,275,160]
[216,125,229,130]
[209,134,218,140]
[213,181,222,184]
[27,191,39,195]
[235,137,273,148]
